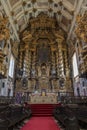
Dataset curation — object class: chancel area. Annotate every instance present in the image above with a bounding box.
[0,0,87,130]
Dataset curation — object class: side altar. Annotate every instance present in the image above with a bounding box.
[29,92,57,104]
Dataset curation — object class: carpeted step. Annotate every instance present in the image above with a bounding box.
[32,114,53,117]
[32,110,53,113]
[29,104,60,117]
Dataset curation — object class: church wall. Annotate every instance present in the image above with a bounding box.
[69,38,87,97]
[0,79,8,96]
[68,0,87,97]
[0,3,19,97]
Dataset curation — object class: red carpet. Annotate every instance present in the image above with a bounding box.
[21,117,60,130]
[29,104,60,116]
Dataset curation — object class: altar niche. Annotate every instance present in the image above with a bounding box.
[41,63,47,76]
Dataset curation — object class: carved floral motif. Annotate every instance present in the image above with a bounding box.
[0,16,9,77]
[75,11,87,43]
[0,16,9,41]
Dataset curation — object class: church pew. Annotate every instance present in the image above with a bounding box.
[0,104,31,130]
[53,105,80,130]
[61,96,87,105]
[0,103,9,112]
[0,97,14,104]
[67,104,87,129]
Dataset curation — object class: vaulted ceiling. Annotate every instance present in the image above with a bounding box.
[0,0,83,41]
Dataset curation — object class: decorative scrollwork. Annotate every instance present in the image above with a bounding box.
[0,16,9,41]
[22,30,32,43]
[75,11,87,43]
[0,16,9,77]
[75,11,87,76]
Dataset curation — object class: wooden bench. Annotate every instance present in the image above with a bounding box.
[0,104,31,130]
[53,105,80,130]
[66,104,87,129]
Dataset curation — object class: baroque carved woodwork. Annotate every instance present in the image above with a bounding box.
[75,11,87,43]
[0,16,9,41]
[16,13,72,93]
[0,16,10,77]
[75,11,87,76]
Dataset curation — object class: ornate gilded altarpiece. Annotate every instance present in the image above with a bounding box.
[15,13,72,94]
